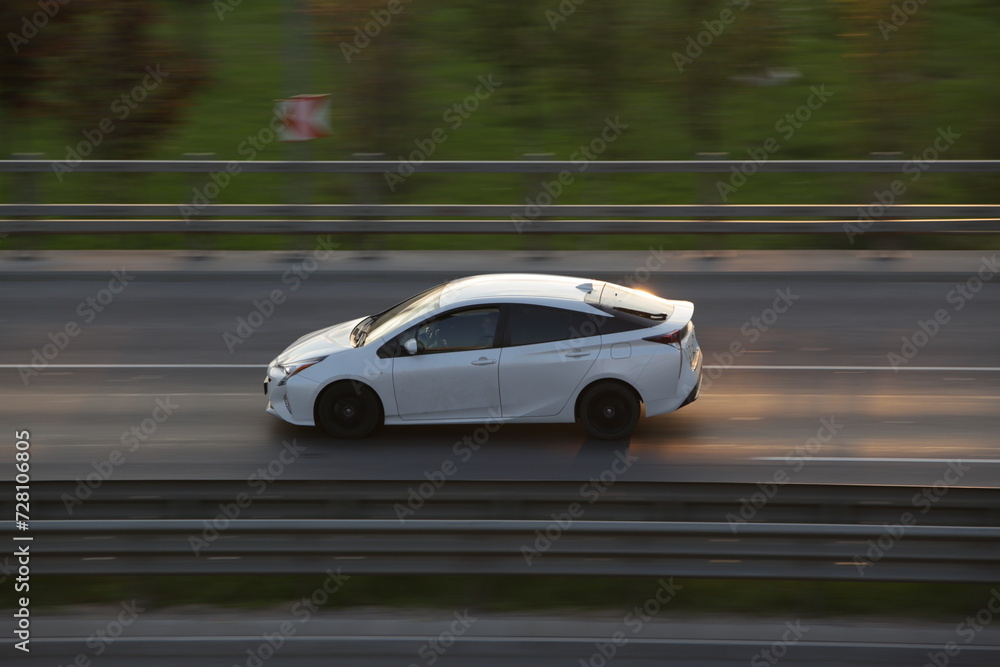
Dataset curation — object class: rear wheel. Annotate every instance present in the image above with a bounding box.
[316,382,381,439]
[579,382,640,440]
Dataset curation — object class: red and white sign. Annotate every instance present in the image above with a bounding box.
[275,94,332,142]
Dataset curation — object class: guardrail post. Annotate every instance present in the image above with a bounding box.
[181,153,215,253]
[865,151,903,255]
[696,152,728,206]
[697,152,728,253]
[353,152,384,258]
[11,153,44,207]
[520,153,556,255]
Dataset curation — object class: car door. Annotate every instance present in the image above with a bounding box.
[392,306,502,421]
[498,304,602,418]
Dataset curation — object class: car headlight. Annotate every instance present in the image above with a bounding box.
[277,356,327,386]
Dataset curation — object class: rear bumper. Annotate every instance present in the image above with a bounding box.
[679,377,701,407]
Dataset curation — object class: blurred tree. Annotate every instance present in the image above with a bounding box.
[0,1,86,155]
[731,0,793,81]
[0,0,208,159]
[308,0,419,156]
[834,0,929,153]
[670,0,733,150]
[547,1,626,130]
[53,2,210,160]
[455,0,550,151]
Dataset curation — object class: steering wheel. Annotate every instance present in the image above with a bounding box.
[417,325,444,349]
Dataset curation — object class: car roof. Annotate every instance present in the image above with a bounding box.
[439,273,599,307]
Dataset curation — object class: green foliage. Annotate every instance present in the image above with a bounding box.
[1,0,998,250]
[0,0,208,160]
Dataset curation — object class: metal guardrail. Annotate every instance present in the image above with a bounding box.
[2,481,998,581]
[11,519,1000,581]
[5,480,1000,525]
[7,219,997,235]
[4,204,1000,217]
[4,159,1000,173]
[2,159,998,235]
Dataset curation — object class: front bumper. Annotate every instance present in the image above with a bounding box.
[264,364,316,426]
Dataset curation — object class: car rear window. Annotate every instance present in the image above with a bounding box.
[507,304,639,346]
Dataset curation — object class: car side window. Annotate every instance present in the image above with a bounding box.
[403,307,500,353]
[507,304,633,347]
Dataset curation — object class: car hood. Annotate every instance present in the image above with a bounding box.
[274,317,365,364]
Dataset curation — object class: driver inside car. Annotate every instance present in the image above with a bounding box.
[418,308,498,351]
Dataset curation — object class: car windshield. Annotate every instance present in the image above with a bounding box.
[356,283,446,346]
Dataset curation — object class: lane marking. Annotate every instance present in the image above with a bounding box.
[710,394,1000,399]
[0,364,265,368]
[710,365,1000,372]
[754,456,1000,464]
[23,635,1000,650]
[11,393,259,397]
[1,364,998,372]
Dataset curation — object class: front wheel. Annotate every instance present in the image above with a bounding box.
[316,382,381,439]
[579,383,640,440]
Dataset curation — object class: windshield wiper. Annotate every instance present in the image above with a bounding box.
[351,315,375,347]
[351,315,372,347]
[614,306,667,320]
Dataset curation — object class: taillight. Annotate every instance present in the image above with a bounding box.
[643,330,683,345]
[643,323,689,346]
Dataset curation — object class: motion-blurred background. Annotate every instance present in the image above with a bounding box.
[1,0,998,250]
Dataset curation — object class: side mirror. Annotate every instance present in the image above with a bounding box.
[403,338,419,355]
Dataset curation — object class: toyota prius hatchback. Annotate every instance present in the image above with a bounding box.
[264,274,702,440]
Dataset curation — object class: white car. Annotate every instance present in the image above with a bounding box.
[264,274,702,440]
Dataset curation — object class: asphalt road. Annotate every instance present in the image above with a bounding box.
[9,611,1000,667]
[12,635,1000,667]
[2,265,999,486]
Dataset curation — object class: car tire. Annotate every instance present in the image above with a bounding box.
[579,382,640,440]
[316,382,381,439]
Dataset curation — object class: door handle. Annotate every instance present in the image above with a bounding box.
[471,358,497,366]
[565,351,590,358]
